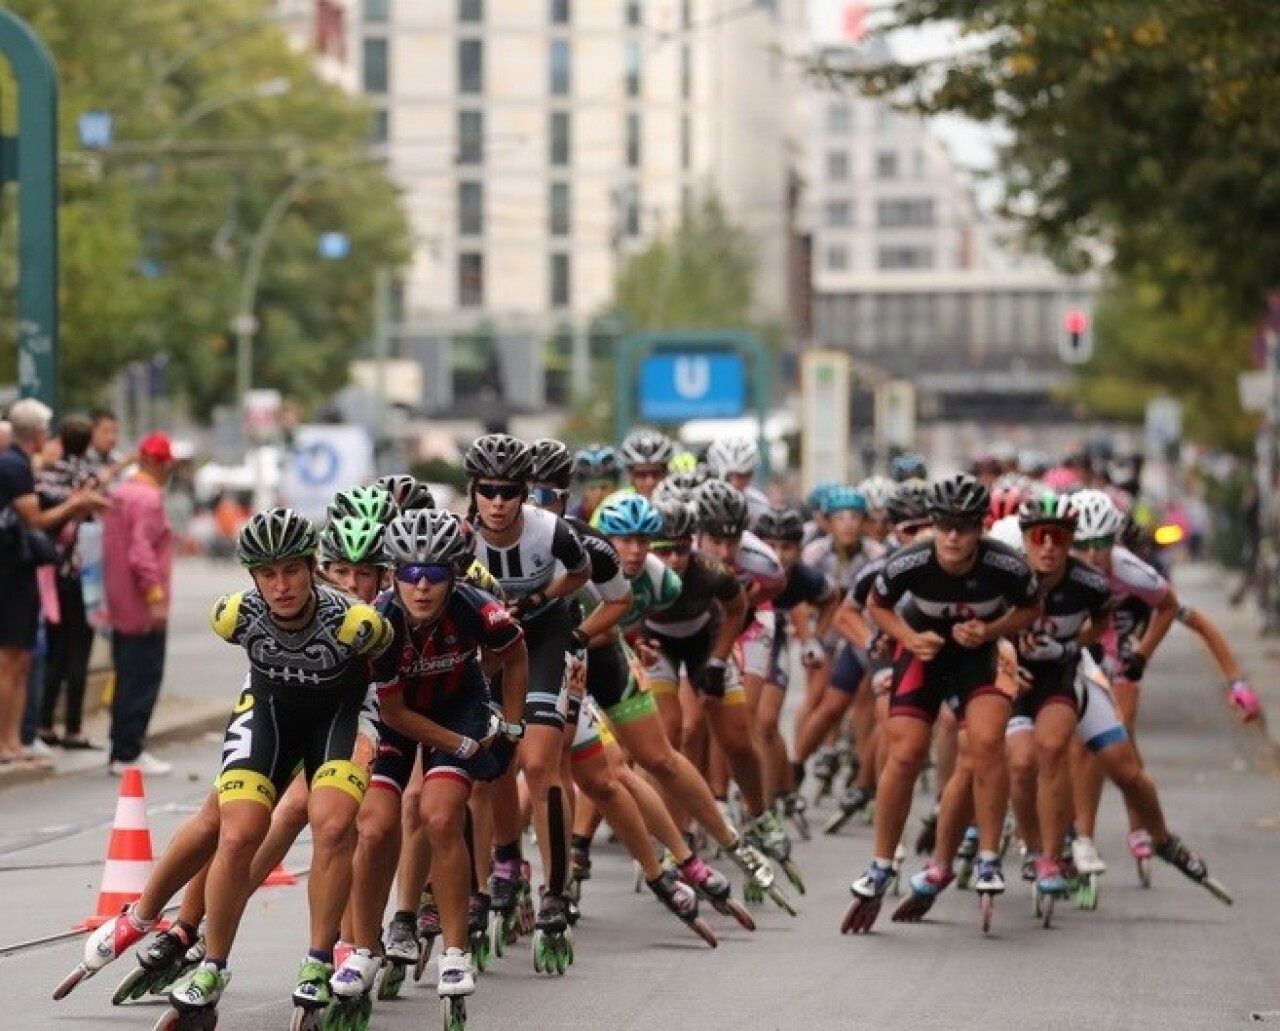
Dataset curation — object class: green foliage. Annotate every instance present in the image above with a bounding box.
[3,0,411,416]
[824,1,1280,447]
[610,195,758,332]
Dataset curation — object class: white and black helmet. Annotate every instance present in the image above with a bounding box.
[1071,489,1126,541]
[927,473,989,521]
[706,436,759,477]
[654,498,697,539]
[465,434,533,483]
[753,506,805,543]
[375,475,436,512]
[651,470,706,506]
[693,479,749,538]
[385,509,473,568]
[529,438,574,488]
[237,508,317,568]
[620,427,675,468]
[857,476,895,514]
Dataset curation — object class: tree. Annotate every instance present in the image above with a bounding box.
[823,1,1280,447]
[4,0,411,416]
[610,194,758,332]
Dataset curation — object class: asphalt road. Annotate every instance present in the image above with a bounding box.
[4,569,1280,1031]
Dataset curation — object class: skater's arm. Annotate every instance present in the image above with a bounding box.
[380,690,479,757]
[712,589,748,661]
[489,637,528,728]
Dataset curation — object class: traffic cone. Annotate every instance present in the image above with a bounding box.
[262,862,298,887]
[76,768,155,930]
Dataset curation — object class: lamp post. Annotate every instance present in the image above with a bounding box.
[159,77,291,148]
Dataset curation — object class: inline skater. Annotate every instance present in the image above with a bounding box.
[619,427,676,499]
[705,436,771,520]
[569,444,622,523]
[844,474,1041,933]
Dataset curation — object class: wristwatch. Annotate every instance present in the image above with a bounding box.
[502,719,527,742]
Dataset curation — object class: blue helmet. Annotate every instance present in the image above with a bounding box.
[890,453,928,483]
[596,494,664,537]
[807,481,837,513]
[572,445,621,483]
[822,486,867,515]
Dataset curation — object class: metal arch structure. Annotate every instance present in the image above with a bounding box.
[613,330,773,476]
[0,11,59,410]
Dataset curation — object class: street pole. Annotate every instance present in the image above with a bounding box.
[372,267,392,466]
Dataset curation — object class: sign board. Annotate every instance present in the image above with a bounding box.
[1239,371,1273,413]
[639,353,746,422]
[875,379,915,451]
[800,350,851,495]
[280,424,375,521]
[243,388,283,442]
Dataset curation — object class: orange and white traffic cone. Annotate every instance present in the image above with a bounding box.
[76,768,156,930]
[262,862,298,887]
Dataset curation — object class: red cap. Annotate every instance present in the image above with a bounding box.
[138,432,175,464]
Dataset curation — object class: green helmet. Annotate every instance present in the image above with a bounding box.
[237,508,317,568]
[319,516,390,567]
[328,485,396,526]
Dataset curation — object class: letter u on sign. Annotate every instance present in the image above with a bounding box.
[674,357,711,399]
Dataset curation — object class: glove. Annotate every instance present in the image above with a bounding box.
[1019,632,1079,664]
[568,627,590,652]
[1121,651,1147,682]
[799,638,826,668]
[1228,679,1262,722]
[702,656,728,696]
[453,735,479,760]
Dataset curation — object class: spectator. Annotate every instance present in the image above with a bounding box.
[36,415,100,750]
[102,432,177,776]
[0,419,10,451]
[0,400,104,767]
[86,407,131,485]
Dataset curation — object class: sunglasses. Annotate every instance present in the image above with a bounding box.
[651,541,692,556]
[531,486,570,507]
[583,479,616,490]
[1024,524,1073,548]
[895,520,930,538]
[395,564,454,586]
[629,466,666,480]
[933,516,983,536]
[474,481,524,501]
[1075,535,1115,551]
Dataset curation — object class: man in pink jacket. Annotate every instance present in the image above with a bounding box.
[103,432,177,776]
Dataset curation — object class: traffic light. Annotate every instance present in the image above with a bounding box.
[1058,308,1093,364]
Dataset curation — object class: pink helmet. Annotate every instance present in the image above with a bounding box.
[1042,466,1082,491]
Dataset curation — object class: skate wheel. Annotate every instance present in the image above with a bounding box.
[441,995,467,1031]
[980,893,994,935]
[1040,893,1054,929]
[768,884,799,917]
[112,965,152,1005]
[1137,857,1152,888]
[1032,888,1043,919]
[822,812,850,836]
[489,915,505,958]
[1203,876,1234,906]
[376,961,405,1001]
[782,860,807,895]
[690,917,718,948]
[633,861,644,894]
[414,935,435,982]
[722,897,756,931]
[532,931,545,974]
[52,964,90,1002]
[792,815,811,842]
[291,1005,326,1031]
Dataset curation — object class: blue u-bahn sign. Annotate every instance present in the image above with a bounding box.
[638,353,746,421]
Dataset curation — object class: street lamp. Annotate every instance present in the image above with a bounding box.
[160,77,292,148]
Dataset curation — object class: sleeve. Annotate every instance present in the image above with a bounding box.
[709,561,742,603]
[369,604,404,694]
[872,562,906,607]
[1007,563,1040,607]
[474,591,523,653]
[128,493,167,598]
[590,543,632,604]
[210,592,247,644]
[655,564,683,610]
[551,517,590,574]
[803,565,837,605]
[338,603,395,658]
[464,559,506,600]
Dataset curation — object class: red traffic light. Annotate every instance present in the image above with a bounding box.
[1063,310,1088,334]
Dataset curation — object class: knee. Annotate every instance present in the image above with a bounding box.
[883,745,925,780]
[1034,735,1070,769]
[217,822,267,862]
[401,790,423,831]
[358,806,400,855]
[966,731,1006,769]
[423,804,463,845]
[310,809,357,855]
[520,755,558,795]
[1007,747,1036,788]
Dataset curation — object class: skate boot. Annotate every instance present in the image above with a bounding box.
[647,867,717,947]
[823,785,873,836]
[955,826,980,889]
[747,810,805,894]
[330,949,377,1031]
[487,858,521,956]
[974,857,1004,935]
[675,853,756,930]
[727,834,797,916]
[569,843,591,904]
[1156,834,1233,904]
[1128,829,1154,888]
[532,891,573,975]
[415,893,442,981]
[112,922,202,1005]
[1033,857,1068,928]
[290,957,332,1031]
[781,791,811,840]
[517,861,537,935]
[438,947,473,1031]
[837,739,861,791]
[54,902,155,1000]
[811,747,839,803]
[889,843,907,896]
[378,916,416,1000]
[159,962,228,1031]
[468,894,492,973]
[893,861,955,922]
[1071,837,1105,910]
[1020,847,1039,883]
[915,809,939,856]
[841,862,893,933]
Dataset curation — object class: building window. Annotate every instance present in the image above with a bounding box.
[877,198,935,228]
[363,0,390,23]
[371,108,389,144]
[912,147,926,177]
[679,45,692,100]
[458,181,483,235]
[549,182,571,236]
[826,245,849,271]
[625,112,642,168]
[458,253,484,308]
[362,38,388,94]
[550,111,571,165]
[458,39,483,94]
[550,0,571,23]
[826,150,849,182]
[624,39,642,97]
[875,149,899,179]
[826,102,851,134]
[682,0,692,27]
[877,246,934,270]
[550,253,571,307]
[459,0,483,21]
[550,39,572,95]
[680,114,691,170]
[618,184,641,237]
[456,110,483,164]
[824,200,852,228]
[625,0,642,26]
